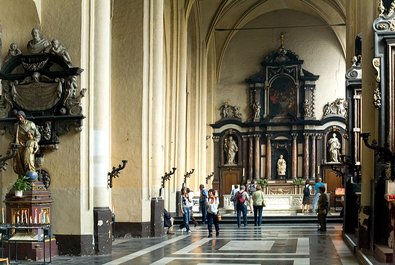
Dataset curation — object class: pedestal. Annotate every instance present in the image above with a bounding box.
[3,181,58,261]
[151,198,164,237]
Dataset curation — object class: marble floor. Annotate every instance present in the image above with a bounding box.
[8,223,388,265]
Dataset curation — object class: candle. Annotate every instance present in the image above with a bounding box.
[243,168,245,176]
[1,208,4,224]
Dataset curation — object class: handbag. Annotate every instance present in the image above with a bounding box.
[217,214,222,221]
[262,200,266,207]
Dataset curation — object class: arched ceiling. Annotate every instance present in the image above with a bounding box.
[189,0,346,78]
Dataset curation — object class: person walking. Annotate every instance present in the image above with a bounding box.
[317,186,329,231]
[302,179,312,214]
[199,184,208,224]
[206,189,220,237]
[312,177,325,213]
[252,184,265,226]
[236,185,249,227]
[230,185,239,213]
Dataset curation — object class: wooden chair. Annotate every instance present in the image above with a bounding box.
[0,257,8,265]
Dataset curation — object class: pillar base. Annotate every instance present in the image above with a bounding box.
[93,207,112,255]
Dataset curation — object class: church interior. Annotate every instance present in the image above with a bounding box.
[0,0,394,264]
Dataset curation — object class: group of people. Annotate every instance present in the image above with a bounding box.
[230,180,265,227]
[165,177,329,236]
[302,177,329,231]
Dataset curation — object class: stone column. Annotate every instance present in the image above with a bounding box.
[311,134,317,179]
[176,7,187,190]
[248,136,253,180]
[254,135,260,179]
[92,0,112,255]
[242,135,248,180]
[303,133,310,179]
[150,0,165,197]
[266,134,272,179]
[291,133,298,179]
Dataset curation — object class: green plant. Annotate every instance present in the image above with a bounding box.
[11,176,32,191]
[292,177,305,185]
[256,178,268,187]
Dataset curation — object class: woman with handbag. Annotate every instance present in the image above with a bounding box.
[252,184,265,226]
[206,189,220,237]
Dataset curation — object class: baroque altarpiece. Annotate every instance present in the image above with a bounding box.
[211,42,347,204]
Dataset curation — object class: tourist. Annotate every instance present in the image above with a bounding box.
[302,179,312,214]
[312,177,325,213]
[206,189,220,237]
[236,185,249,227]
[317,186,329,231]
[199,184,208,224]
[252,184,265,226]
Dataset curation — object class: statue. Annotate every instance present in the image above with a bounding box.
[27,28,51,54]
[224,136,238,165]
[220,101,231,119]
[252,102,261,120]
[5,43,21,61]
[328,133,341,162]
[50,39,72,66]
[277,155,286,175]
[12,111,41,176]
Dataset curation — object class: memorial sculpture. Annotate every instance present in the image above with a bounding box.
[328,133,341,162]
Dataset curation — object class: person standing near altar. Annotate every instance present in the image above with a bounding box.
[312,177,325,213]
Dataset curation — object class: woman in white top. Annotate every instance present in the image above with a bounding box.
[206,189,220,237]
[180,187,192,232]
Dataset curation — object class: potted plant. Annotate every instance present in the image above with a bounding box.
[292,177,305,194]
[256,178,268,193]
[12,176,32,197]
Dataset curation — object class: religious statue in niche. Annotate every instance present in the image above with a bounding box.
[252,101,261,121]
[269,76,297,117]
[224,136,238,165]
[218,101,242,120]
[277,155,286,176]
[327,133,341,162]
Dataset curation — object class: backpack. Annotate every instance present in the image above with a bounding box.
[303,185,310,196]
[237,191,245,204]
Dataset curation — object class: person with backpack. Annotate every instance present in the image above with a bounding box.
[302,179,312,214]
[236,185,249,227]
[230,185,239,213]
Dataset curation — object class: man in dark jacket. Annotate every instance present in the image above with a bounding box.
[317,186,328,231]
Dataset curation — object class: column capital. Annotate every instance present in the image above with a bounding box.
[291,133,298,139]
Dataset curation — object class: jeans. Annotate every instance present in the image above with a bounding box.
[253,205,263,226]
[180,206,190,231]
[207,212,219,235]
[236,203,248,227]
[200,202,207,224]
[312,192,321,212]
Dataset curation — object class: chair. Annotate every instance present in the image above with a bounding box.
[0,257,8,265]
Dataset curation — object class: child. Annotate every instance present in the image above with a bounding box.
[24,131,39,172]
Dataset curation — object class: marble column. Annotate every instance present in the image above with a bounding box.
[311,134,317,179]
[254,135,260,179]
[248,136,253,180]
[92,0,112,255]
[266,134,272,179]
[291,133,298,179]
[303,133,310,179]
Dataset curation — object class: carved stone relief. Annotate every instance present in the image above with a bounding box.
[323,98,348,119]
[218,101,242,120]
